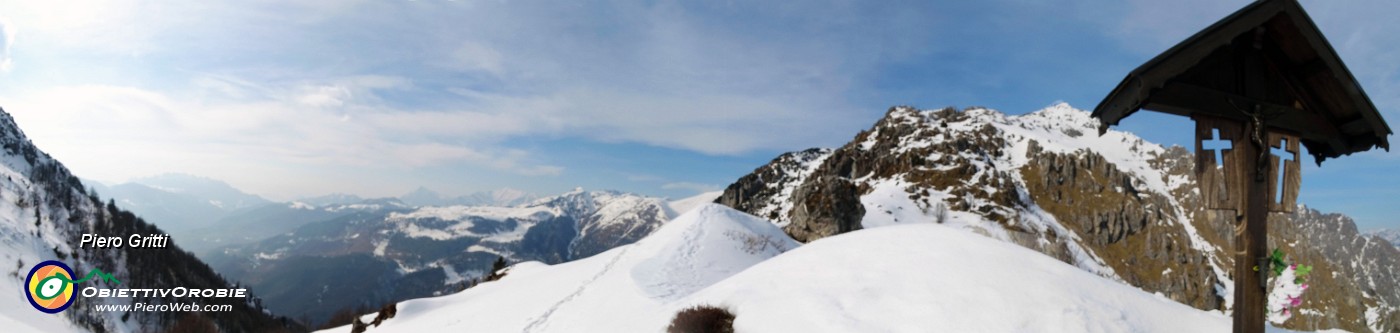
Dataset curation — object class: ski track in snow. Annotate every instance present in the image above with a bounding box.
[649,216,704,301]
[525,215,711,331]
[522,243,636,332]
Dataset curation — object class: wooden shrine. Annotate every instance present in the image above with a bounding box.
[1091,0,1391,332]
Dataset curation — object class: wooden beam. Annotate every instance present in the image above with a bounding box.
[1147,82,1346,143]
[1234,120,1269,333]
[1338,117,1374,135]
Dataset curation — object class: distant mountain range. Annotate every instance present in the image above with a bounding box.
[203,188,706,327]
[85,173,271,237]
[397,187,538,207]
[297,187,538,208]
[89,174,546,256]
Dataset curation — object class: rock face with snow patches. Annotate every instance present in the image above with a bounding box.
[718,104,1399,332]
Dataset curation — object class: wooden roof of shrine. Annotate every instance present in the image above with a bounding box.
[1092,0,1391,164]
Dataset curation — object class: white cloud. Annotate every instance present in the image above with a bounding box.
[5,0,1388,201]
[445,42,505,75]
[0,16,13,72]
[1,79,565,197]
[0,0,909,162]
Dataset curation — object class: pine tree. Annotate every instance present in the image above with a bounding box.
[486,256,509,281]
[492,256,508,272]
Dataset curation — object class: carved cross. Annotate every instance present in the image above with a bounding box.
[1266,133,1301,213]
[1194,115,1244,213]
[1204,129,1233,170]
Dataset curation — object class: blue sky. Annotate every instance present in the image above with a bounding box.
[0,0,1395,230]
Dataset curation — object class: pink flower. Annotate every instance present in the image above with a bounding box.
[1290,297,1302,307]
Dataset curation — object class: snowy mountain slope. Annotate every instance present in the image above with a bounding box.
[0,107,298,332]
[318,204,1340,333]
[564,190,673,259]
[210,188,673,326]
[717,103,1398,332]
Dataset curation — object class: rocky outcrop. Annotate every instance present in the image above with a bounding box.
[1020,140,1224,310]
[786,175,864,242]
[716,148,831,225]
[1273,207,1400,332]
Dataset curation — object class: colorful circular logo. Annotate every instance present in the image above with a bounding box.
[25,260,76,314]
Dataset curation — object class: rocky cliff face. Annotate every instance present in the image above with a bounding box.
[717,103,1398,332]
[1274,208,1400,332]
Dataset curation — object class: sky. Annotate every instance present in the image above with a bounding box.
[0,0,1395,230]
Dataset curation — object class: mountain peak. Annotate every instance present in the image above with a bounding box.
[1019,102,1101,133]
[118,172,270,212]
[399,186,447,206]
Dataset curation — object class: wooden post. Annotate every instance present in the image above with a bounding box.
[1233,120,1267,333]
